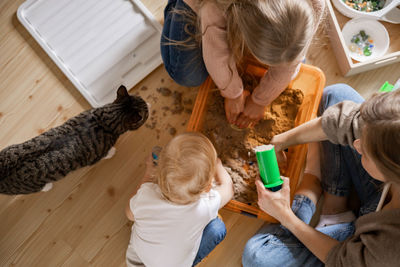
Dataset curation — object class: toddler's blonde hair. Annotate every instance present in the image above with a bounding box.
[157,132,217,204]
[360,89,400,183]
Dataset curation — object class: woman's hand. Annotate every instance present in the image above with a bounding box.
[235,96,265,128]
[255,176,293,223]
[257,176,340,264]
[224,92,246,124]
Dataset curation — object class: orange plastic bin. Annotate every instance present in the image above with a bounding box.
[187,63,326,222]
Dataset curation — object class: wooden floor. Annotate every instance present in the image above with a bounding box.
[1,1,400,266]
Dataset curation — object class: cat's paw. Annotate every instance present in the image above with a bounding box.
[41,183,53,192]
[103,147,116,159]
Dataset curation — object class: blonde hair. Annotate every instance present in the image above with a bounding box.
[157,132,217,204]
[166,0,320,69]
[220,0,317,65]
[360,90,400,184]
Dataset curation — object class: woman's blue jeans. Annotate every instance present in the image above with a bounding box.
[161,0,208,87]
[242,83,383,267]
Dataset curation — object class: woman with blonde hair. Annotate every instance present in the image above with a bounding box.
[243,84,400,266]
[161,0,325,128]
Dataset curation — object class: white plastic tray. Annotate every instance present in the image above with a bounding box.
[18,0,163,107]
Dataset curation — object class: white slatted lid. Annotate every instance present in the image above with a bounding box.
[18,0,162,107]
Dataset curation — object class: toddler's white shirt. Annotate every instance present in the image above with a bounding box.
[126,183,221,267]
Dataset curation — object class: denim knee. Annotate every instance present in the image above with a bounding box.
[318,84,364,115]
[160,0,208,87]
[242,227,297,267]
[192,217,226,266]
[243,227,324,267]
[242,234,269,267]
[291,195,316,224]
[163,62,208,87]
[206,217,227,243]
[242,238,262,267]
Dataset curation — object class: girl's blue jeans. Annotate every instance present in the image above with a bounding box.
[161,0,208,87]
[242,83,383,267]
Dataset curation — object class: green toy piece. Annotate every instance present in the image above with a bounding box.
[379,81,394,92]
[152,146,162,165]
[254,145,283,191]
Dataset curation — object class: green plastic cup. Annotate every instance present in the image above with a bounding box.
[254,145,283,191]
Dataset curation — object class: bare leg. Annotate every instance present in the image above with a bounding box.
[301,142,354,227]
[296,142,323,206]
[321,193,348,215]
[296,173,322,207]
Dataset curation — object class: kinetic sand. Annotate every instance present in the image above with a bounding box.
[202,88,304,205]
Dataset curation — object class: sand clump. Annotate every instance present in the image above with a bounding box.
[142,81,196,140]
[157,87,172,96]
[202,88,304,205]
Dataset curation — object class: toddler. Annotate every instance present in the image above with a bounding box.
[161,0,325,128]
[125,132,234,266]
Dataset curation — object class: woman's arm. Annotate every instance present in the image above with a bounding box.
[272,100,364,152]
[283,212,339,262]
[256,177,338,262]
[271,117,327,151]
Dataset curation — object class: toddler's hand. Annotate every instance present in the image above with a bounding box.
[214,158,224,181]
[143,154,156,183]
[236,96,265,128]
[216,158,223,167]
[224,91,248,124]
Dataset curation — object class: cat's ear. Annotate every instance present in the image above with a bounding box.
[115,85,129,103]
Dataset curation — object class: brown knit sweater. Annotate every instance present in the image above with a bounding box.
[326,209,400,267]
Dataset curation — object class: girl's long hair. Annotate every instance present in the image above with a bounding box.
[164,0,323,67]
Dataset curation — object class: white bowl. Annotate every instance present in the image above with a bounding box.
[342,18,390,62]
[332,0,400,24]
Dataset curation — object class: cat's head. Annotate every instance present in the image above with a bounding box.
[113,85,149,130]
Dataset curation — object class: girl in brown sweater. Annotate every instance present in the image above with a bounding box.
[243,83,400,266]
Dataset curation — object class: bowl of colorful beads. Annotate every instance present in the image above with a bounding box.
[332,0,400,24]
[342,17,389,62]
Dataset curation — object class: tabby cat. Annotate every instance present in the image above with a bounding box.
[0,86,148,195]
